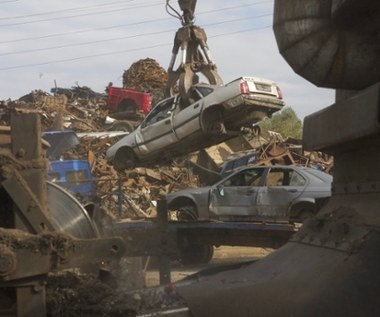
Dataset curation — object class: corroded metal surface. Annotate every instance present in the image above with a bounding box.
[273,0,380,90]
[178,219,380,316]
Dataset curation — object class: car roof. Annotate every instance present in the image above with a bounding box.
[223,164,332,183]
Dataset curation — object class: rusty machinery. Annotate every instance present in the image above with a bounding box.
[166,1,380,316]
[2,1,380,316]
[164,0,223,101]
[0,112,126,316]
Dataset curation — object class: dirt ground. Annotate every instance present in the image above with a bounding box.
[145,246,273,287]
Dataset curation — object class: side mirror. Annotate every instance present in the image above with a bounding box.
[217,184,224,196]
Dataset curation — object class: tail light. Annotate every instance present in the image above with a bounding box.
[276,86,283,99]
[240,81,250,94]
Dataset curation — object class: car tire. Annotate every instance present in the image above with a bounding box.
[114,147,136,170]
[176,205,197,221]
[179,244,214,265]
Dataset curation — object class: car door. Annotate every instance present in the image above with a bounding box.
[255,167,305,222]
[209,167,265,221]
[135,97,178,156]
[172,88,204,140]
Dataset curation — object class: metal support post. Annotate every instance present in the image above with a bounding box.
[157,199,171,285]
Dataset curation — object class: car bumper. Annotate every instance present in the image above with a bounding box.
[222,95,284,127]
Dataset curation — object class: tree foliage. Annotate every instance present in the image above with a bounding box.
[260,107,303,139]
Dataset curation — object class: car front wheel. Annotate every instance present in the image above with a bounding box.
[176,205,197,221]
[114,147,136,170]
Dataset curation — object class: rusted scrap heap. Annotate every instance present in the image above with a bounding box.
[0,57,333,221]
[0,58,198,219]
[123,58,168,105]
[0,87,108,132]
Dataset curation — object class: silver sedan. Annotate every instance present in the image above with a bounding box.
[166,165,332,223]
[106,77,284,169]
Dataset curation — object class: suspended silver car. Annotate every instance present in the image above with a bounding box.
[106,77,284,170]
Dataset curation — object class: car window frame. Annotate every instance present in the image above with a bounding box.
[220,167,266,187]
[303,168,333,183]
[289,170,307,187]
[196,86,214,97]
[265,167,307,187]
[142,97,175,128]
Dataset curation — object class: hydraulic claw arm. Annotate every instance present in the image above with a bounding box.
[165,0,223,101]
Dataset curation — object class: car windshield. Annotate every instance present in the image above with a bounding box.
[303,168,332,183]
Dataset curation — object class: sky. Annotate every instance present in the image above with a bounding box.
[0,0,335,121]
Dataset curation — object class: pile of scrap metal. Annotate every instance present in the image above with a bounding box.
[0,58,168,133]
[187,127,333,186]
[0,96,199,221]
[0,87,108,132]
[122,57,168,106]
[0,86,332,222]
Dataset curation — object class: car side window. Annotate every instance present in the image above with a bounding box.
[223,169,264,187]
[266,169,306,187]
[289,171,306,186]
[189,88,201,102]
[196,87,213,97]
[178,89,202,110]
[143,98,174,127]
[266,169,286,186]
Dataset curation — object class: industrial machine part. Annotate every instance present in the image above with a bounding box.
[47,181,99,238]
[0,112,125,316]
[273,0,380,90]
[169,1,380,316]
[165,0,223,101]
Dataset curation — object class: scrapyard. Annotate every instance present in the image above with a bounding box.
[1,0,380,316]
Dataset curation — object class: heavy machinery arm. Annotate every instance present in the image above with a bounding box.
[165,0,223,101]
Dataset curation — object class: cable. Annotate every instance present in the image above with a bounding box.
[0,29,174,56]
[0,1,272,44]
[0,1,163,27]
[0,25,271,71]
[0,1,137,20]
[0,0,271,28]
[0,14,271,56]
[0,16,169,44]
